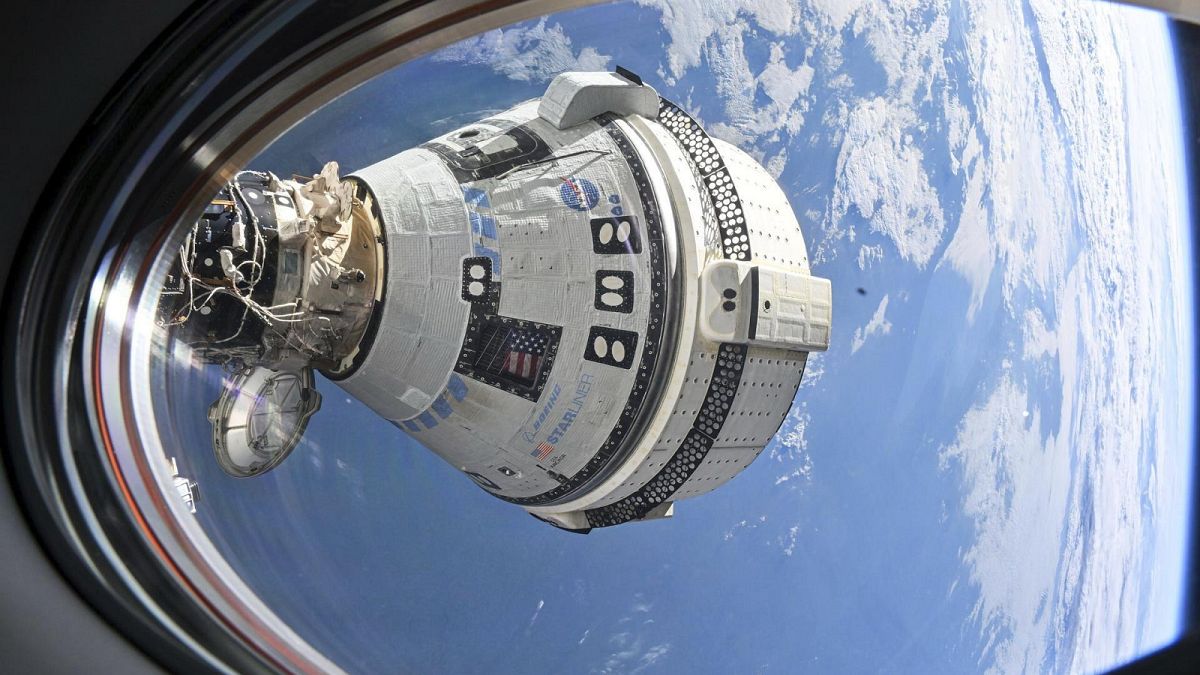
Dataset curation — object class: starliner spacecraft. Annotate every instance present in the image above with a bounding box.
[160,69,832,532]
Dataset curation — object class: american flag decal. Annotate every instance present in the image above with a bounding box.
[495,329,549,383]
[532,441,555,461]
[464,317,561,400]
[502,350,541,380]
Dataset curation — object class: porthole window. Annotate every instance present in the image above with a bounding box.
[3,1,1199,673]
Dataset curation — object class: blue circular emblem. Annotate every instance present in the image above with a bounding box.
[559,177,600,211]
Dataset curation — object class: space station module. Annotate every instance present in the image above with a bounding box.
[161,69,832,532]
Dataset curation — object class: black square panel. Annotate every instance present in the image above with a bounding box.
[590,216,642,254]
[461,256,493,303]
[584,326,639,369]
[454,311,562,401]
[594,270,634,313]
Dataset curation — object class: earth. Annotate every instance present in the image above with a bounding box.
[166,0,1194,672]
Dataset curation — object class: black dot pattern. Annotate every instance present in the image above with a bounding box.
[585,343,747,528]
[694,346,745,437]
[585,430,713,527]
[657,98,752,261]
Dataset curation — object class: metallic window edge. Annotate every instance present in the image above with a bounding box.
[1115,0,1200,23]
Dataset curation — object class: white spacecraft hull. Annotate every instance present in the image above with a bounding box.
[172,70,830,532]
[335,73,830,530]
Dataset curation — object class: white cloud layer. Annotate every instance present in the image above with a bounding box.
[636,0,801,81]
[638,0,819,184]
[590,596,672,674]
[433,18,611,82]
[631,0,1193,666]
[850,294,892,354]
[830,97,946,268]
[937,2,1193,672]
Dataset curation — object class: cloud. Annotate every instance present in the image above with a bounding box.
[853,0,950,103]
[857,244,884,270]
[773,465,810,486]
[636,0,815,176]
[593,632,672,674]
[526,599,545,631]
[940,377,1069,673]
[830,98,946,268]
[590,596,672,674]
[936,0,1073,319]
[637,643,672,671]
[624,1,1189,671]
[937,4,1192,671]
[636,0,801,82]
[767,402,814,492]
[722,515,768,541]
[781,525,800,557]
[433,18,611,82]
[850,294,892,353]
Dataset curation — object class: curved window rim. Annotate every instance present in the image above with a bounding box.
[1,0,598,672]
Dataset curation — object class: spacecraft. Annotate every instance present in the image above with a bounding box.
[159,69,832,532]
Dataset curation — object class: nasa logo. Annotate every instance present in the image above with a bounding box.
[559,176,600,211]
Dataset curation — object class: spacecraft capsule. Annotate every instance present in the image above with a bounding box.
[162,70,832,532]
